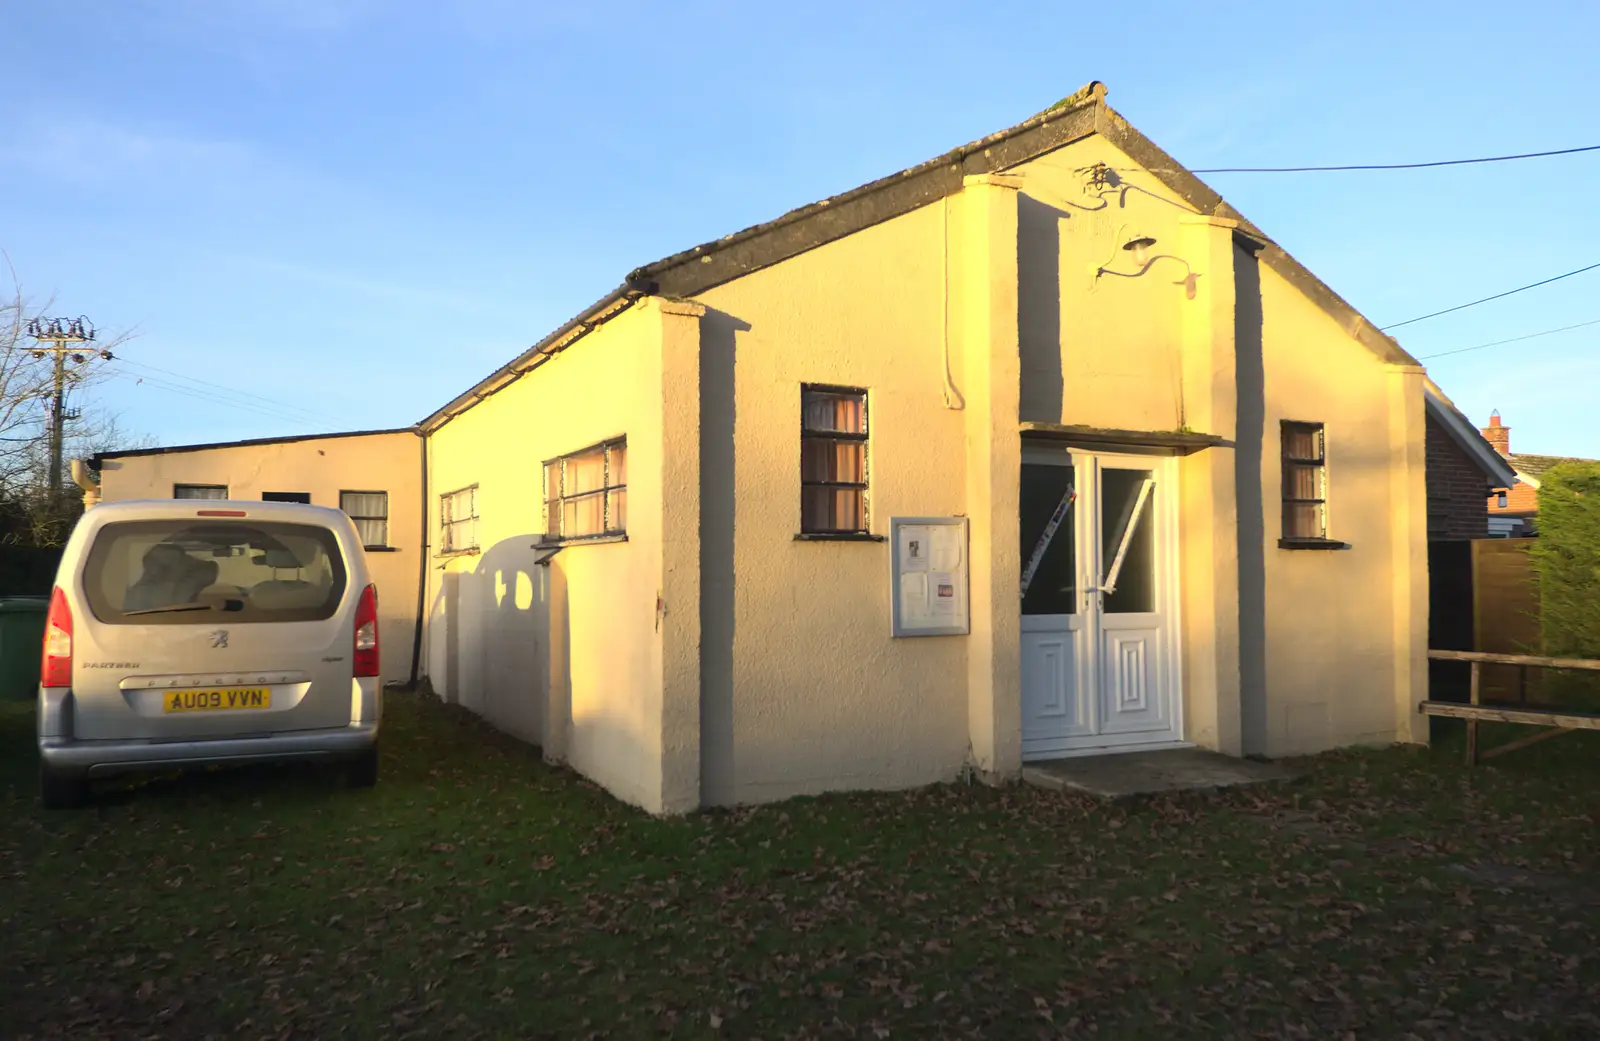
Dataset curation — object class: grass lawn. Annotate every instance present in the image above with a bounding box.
[2,692,1597,1040]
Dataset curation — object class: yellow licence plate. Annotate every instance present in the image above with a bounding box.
[162,688,272,713]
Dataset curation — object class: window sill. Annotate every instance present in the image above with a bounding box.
[794,532,886,542]
[364,546,399,553]
[1278,538,1351,551]
[535,533,628,549]
[436,548,480,559]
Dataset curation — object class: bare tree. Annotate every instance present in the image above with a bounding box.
[4,408,155,546]
[1,253,143,546]
[0,255,61,493]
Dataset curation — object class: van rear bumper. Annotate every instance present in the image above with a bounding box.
[39,723,378,779]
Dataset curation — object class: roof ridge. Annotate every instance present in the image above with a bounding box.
[627,82,1106,289]
[94,425,418,462]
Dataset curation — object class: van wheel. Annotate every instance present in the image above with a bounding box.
[40,766,89,810]
[347,746,379,789]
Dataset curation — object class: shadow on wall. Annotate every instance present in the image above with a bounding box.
[428,533,671,809]
[1017,193,1070,423]
[1234,242,1268,755]
[425,535,568,753]
[699,307,748,806]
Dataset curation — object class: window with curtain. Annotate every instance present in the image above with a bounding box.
[543,438,626,541]
[1281,421,1327,540]
[800,385,869,534]
[340,491,389,548]
[173,484,228,499]
[440,485,479,553]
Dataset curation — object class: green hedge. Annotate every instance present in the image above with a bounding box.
[1528,460,1600,702]
[0,546,62,595]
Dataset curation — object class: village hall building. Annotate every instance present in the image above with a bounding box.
[97,82,1445,815]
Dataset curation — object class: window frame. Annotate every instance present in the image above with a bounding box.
[439,484,480,555]
[340,489,391,550]
[1279,420,1346,549]
[798,383,875,539]
[542,436,628,545]
[173,483,228,500]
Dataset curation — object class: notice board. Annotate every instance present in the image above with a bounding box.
[889,516,970,637]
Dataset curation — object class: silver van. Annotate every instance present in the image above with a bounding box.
[37,499,382,808]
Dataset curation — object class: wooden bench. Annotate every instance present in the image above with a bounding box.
[1420,650,1600,765]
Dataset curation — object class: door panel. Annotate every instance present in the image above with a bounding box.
[1094,460,1168,737]
[1020,458,1086,754]
[73,618,355,740]
[1021,623,1092,748]
[1098,622,1168,734]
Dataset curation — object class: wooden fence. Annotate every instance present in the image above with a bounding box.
[1429,538,1545,704]
[1422,650,1600,765]
[1471,539,1545,703]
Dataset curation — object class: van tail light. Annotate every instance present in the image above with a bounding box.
[41,587,73,687]
[353,584,379,678]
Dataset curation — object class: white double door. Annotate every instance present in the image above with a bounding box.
[1020,448,1182,759]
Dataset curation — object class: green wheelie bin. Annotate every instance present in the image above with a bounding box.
[0,596,49,700]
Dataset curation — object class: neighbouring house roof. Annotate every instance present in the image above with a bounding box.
[1508,453,1595,480]
[420,80,1420,433]
[1423,380,1519,489]
[93,426,418,465]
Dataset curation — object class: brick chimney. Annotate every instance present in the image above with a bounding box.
[1482,410,1510,456]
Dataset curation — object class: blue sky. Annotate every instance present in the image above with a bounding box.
[2,0,1597,456]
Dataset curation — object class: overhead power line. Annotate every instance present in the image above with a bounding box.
[1381,262,1600,331]
[106,369,306,425]
[1417,318,1600,361]
[1193,144,1600,174]
[127,379,333,430]
[105,369,335,430]
[115,357,340,425]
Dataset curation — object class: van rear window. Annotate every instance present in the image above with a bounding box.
[83,520,347,625]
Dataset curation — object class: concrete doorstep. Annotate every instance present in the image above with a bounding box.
[1022,747,1301,801]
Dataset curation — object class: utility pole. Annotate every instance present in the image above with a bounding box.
[25,316,113,491]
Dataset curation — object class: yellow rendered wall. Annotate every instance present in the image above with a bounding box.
[1013,137,1195,433]
[1254,263,1420,754]
[695,200,973,806]
[693,142,1423,794]
[96,430,422,682]
[422,302,671,812]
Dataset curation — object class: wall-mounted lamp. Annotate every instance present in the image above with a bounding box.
[1123,236,1157,266]
[1096,234,1200,299]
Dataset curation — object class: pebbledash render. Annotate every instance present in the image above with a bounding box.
[97,82,1476,815]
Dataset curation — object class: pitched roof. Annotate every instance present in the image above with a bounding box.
[1510,453,1596,479]
[93,426,417,465]
[421,81,1419,432]
[1423,380,1519,488]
